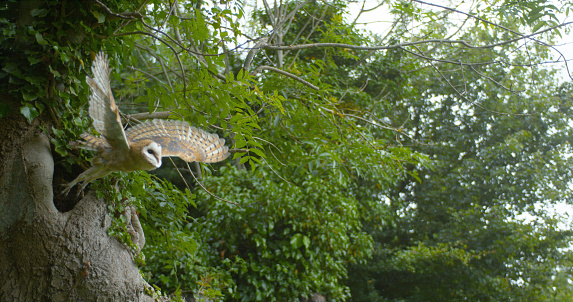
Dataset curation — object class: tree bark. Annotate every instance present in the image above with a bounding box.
[0,112,152,301]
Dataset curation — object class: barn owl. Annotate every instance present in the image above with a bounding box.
[62,52,229,196]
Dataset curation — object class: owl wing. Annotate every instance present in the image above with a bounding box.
[86,52,130,151]
[76,133,110,151]
[125,119,230,163]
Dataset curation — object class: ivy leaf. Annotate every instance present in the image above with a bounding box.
[3,61,21,76]
[30,9,48,17]
[20,104,39,123]
[35,33,48,45]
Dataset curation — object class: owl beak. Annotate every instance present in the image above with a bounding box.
[154,144,162,168]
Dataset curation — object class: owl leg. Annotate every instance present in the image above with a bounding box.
[61,166,110,197]
[61,171,88,196]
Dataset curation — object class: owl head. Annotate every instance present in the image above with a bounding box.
[137,140,162,170]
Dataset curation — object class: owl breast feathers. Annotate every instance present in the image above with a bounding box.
[62,52,229,196]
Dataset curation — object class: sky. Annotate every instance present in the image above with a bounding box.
[345,0,573,81]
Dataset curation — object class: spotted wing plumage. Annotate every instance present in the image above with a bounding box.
[125,119,229,163]
[77,133,110,151]
[86,52,129,151]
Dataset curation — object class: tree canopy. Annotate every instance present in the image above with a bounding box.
[1,0,573,301]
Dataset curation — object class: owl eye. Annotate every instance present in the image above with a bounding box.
[147,149,154,155]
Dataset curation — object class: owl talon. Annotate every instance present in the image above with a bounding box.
[76,187,85,198]
[61,184,73,197]
[60,183,84,198]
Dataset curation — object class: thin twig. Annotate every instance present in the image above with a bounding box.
[93,0,142,19]
[168,157,193,195]
[411,0,572,80]
[251,66,319,90]
[126,66,171,92]
[185,162,240,206]
[263,21,573,51]
[122,111,171,122]
[411,45,529,116]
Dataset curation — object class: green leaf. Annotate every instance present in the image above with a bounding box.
[290,234,303,249]
[20,104,39,123]
[91,10,105,23]
[35,32,48,45]
[249,148,265,158]
[30,9,48,17]
[532,20,546,33]
[3,62,20,76]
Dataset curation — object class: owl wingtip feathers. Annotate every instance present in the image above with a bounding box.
[184,122,230,163]
[203,144,230,163]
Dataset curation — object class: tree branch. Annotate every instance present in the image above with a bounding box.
[411,0,573,80]
[262,21,573,51]
[251,66,319,90]
[92,0,142,19]
[121,111,172,124]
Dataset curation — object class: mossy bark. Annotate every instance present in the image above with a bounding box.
[0,112,152,301]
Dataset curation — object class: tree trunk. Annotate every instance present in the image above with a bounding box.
[0,110,152,301]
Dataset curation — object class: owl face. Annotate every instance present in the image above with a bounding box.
[141,141,162,168]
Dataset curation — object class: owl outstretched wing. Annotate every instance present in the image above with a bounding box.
[125,119,229,163]
[86,52,129,150]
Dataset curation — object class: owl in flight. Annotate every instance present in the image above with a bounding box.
[62,52,229,196]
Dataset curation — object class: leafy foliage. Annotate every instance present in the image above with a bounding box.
[191,166,373,301]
